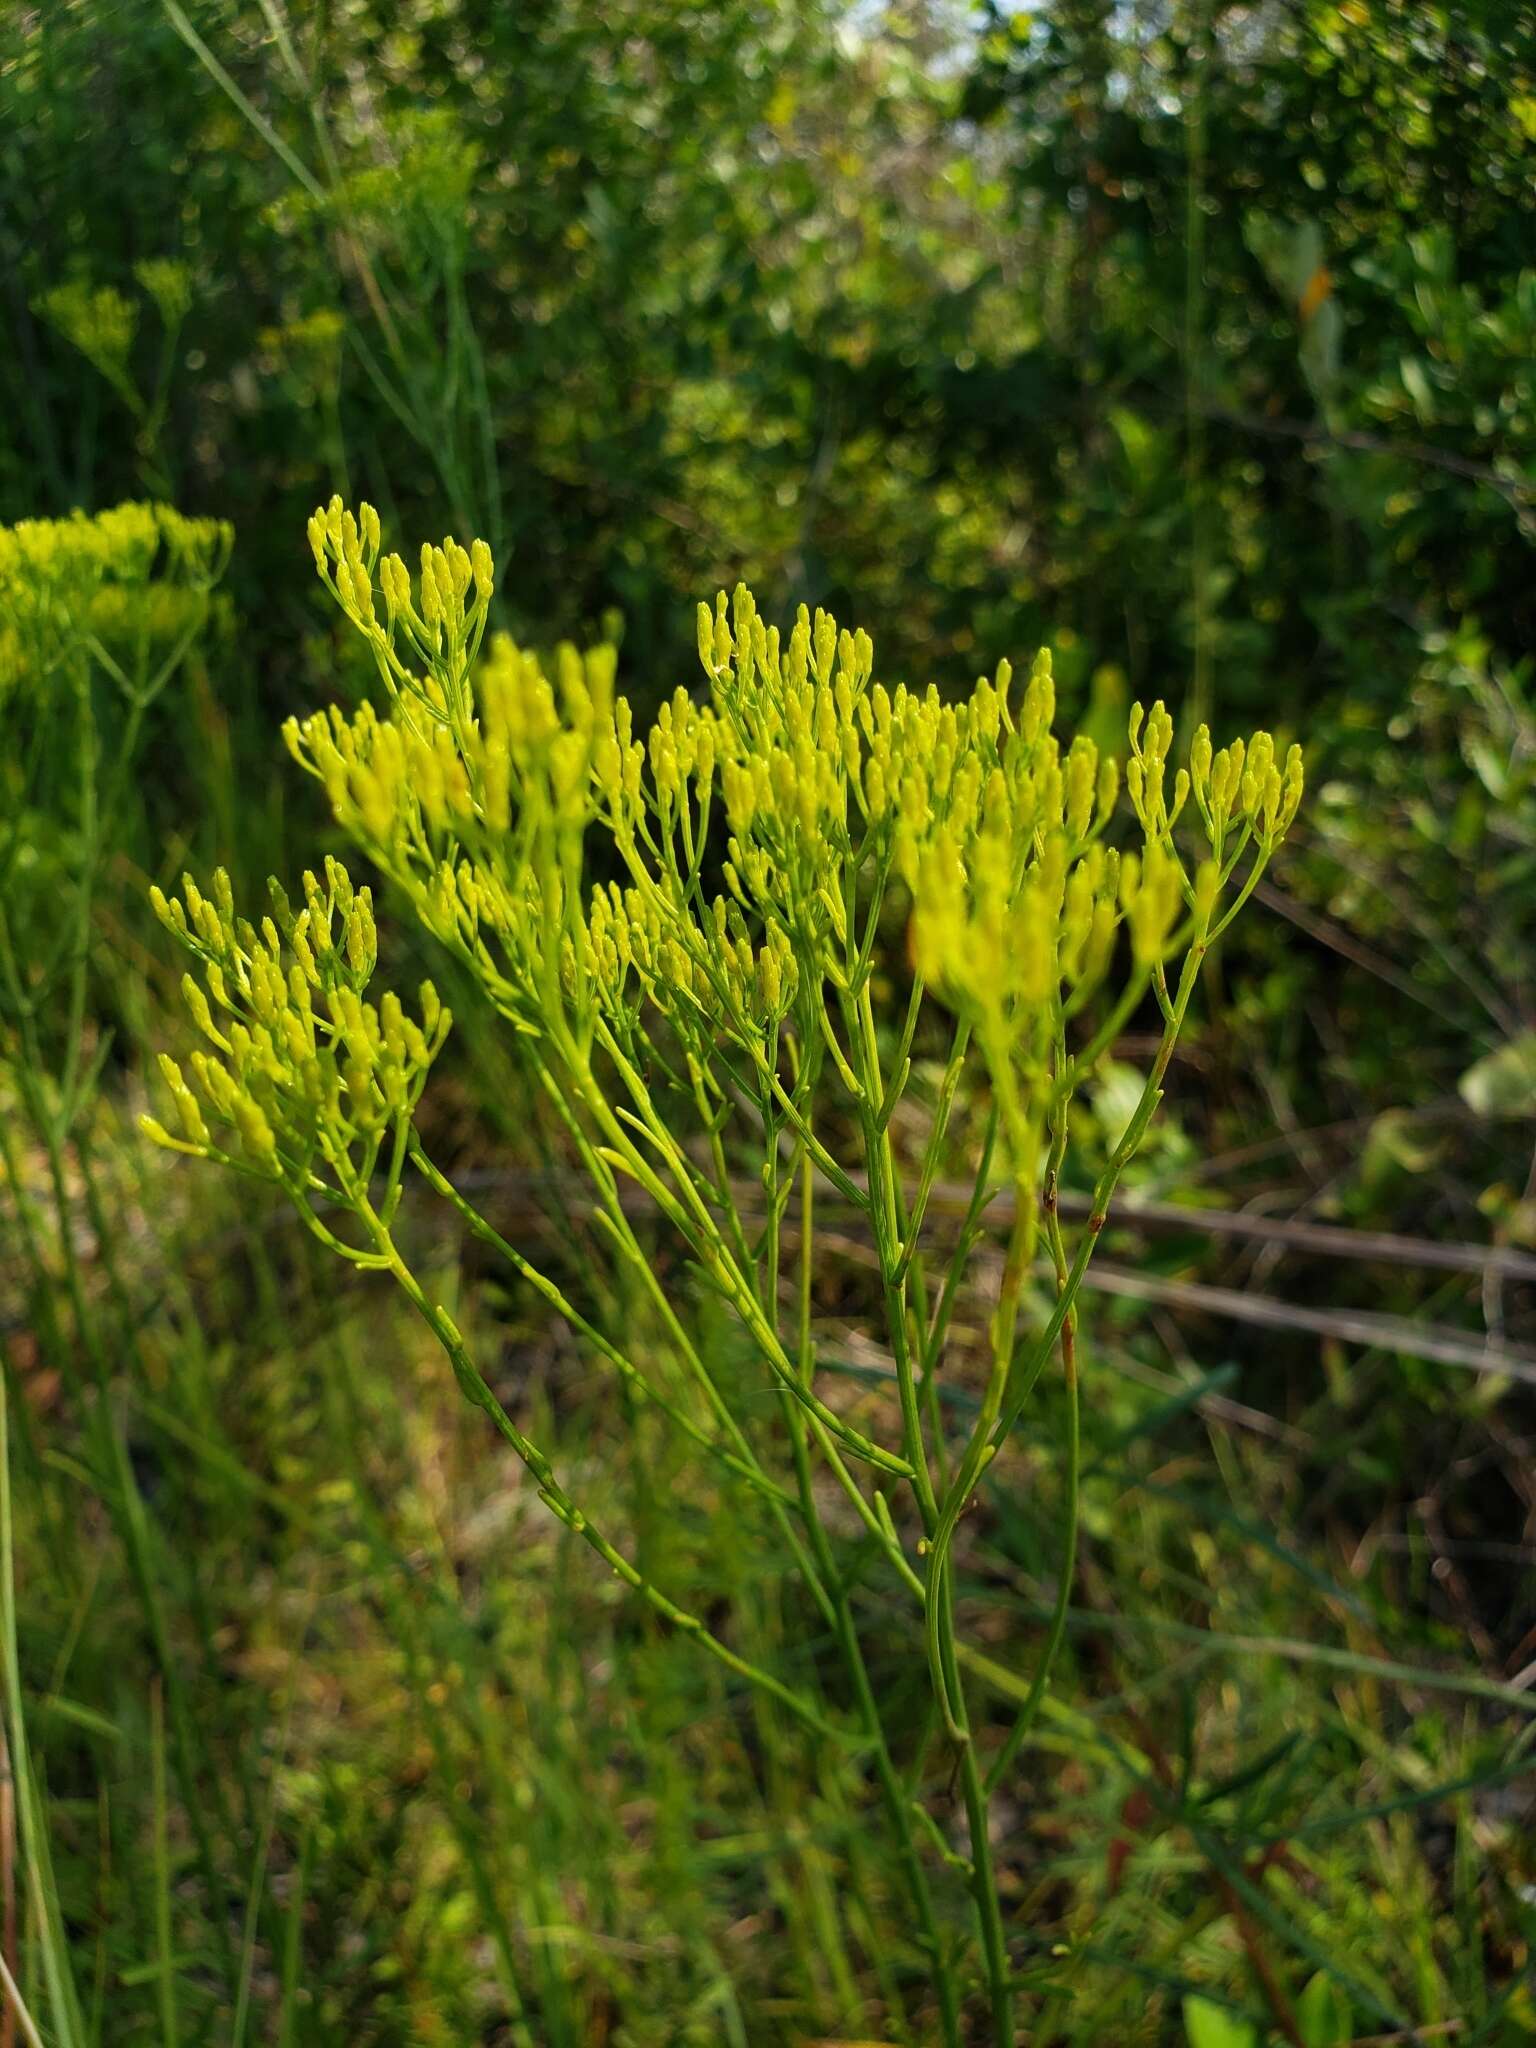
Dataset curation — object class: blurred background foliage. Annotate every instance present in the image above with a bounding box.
[6,0,1533,694]
[3,1,1536,2041]
[7,0,1533,1365]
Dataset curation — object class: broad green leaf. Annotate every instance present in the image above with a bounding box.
[1183,1993,1258,2048]
[1297,1971,1353,2046]
[1109,406,1164,488]
[1459,1035,1536,1117]
[1092,1060,1148,1149]
[1400,354,1435,422]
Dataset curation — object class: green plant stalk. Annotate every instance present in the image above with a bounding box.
[0,684,239,1985]
[984,928,1213,1798]
[982,1113,1082,1800]
[346,1177,844,1744]
[530,999,951,2024]
[149,1681,178,2048]
[320,1337,537,2040]
[991,926,1211,1462]
[897,1010,972,1486]
[410,1138,803,1520]
[531,1029,924,1589]
[489,1052,898,1595]
[1,1376,86,2048]
[420,1069,957,2033]
[779,1102,963,2046]
[575,1018,912,1478]
[275,1824,313,2048]
[842,975,1013,2044]
[923,1089,1043,1748]
[850,978,937,1513]
[923,1191,1026,2048]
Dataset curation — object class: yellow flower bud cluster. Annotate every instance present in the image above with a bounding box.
[87,579,231,666]
[288,624,614,829]
[143,856,449,1191]
[0,502,232,702]
[580,880,800,1038]
[689,584,873,880]
[281,622,622,1045]
[911,828,1121,1025]
[1130,701,1303,866]
[1119,840,1187,969]
[674,606,1127,1026]
[271,505,1305,1099]
[34,282,139,397]
[306,494,495,731]
[893,660,1125,1074]
[905,677,1303,1032]
[1184,720,1304,855]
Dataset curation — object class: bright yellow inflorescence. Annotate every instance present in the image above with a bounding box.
[138,503,1308,1964]
[145,857,448,1202]
[0,502,232,702]
[150,498,1302,1218]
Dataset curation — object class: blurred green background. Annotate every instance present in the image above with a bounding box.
[2,2,1534,2042]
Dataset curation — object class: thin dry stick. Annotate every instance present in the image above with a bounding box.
[0,1953,41,2048]
[1081,1260,1536,1383]
[1194,401,1535,506]
[1354,2025,1465,2046]
[440,1170,1536,1381]
[1255,876,1517,1039]
[1053,1189,1536,1282]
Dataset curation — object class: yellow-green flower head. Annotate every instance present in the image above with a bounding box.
[144,860,450,1182]
[273,503,1305,1091]
[0,502,231,705]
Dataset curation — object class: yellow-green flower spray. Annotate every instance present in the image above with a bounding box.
[148,500,1300,2043]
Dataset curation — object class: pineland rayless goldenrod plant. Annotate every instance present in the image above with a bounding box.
[0,501,234,2006]
[146,499,1301,2043]
[1,501,231,1075]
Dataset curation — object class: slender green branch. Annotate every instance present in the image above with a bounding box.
[985,1096,1083,1795]
[352,1185,845,1745]
[410,1135,800,1515]
[141,510,1303,2045]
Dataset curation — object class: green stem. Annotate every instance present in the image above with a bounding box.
[984,1125,1083,1795]
[782,1138,963,2047]
[842,978,1013,2039]
[410,1136,802,1518]
[353,1189,844,1744]
[958,1738,1013,2048]
[990,933,1208,1456]
[0,844,239,1992]
[986,1342,1079,1799]
[575,1022,912,1478]
[850,981,937,1522]
[524,1053,907,1599]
